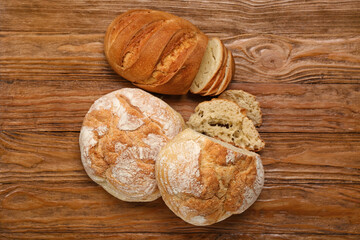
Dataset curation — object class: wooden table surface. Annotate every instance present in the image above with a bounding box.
[1,0,359,239]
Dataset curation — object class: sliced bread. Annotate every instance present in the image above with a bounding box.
[187,99,265,152]
[219,90,262,127]
[214,50,235,95]
[190,37,225,94]
[198,47,228,96]
[203,49,234,96]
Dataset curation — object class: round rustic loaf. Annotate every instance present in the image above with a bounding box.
[156,128,264,225]
[104,9,208,95]
[79,88,185,202]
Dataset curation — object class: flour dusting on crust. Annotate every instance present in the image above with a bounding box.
[155,129,265,225]
[164,140,203,197]
[79,126,97,175]
[96,125,108,136]
[225,149,235,164]
[236,156,264,214]
[119,88,182,138]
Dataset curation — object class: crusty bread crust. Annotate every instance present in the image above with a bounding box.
[79,88,185,202]
[134,30,208,95]
[104,9,208,95]
[156,129,264,226]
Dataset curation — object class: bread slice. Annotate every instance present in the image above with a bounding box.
[187,99,264,152]
[190,37,225,94]
[214,50,235,95]
[202,49,234,96]
[198,47,227,95]
[219,90,262,127]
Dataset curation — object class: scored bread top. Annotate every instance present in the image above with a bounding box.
[79,88,185,202]
[190,37,225,94]
[156,128,264,226]
[219,90,262,127]
[104,9,208,95]
[187,98,265,152]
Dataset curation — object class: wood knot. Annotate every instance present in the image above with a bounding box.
[228,35,291,72]
[2,190,44,210]
[251,42,289,70]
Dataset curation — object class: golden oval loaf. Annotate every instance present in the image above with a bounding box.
[79,88,185,202]
[104,9,208,95]
[156,129,264,226]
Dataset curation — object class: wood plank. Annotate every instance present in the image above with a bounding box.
[1,0,359,37]
[1,81,359,133]
[0,233,359,240]
[0,131,359,184]
[0,182,359,234]
[1,33,359,84]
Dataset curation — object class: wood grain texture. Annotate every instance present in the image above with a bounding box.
[1,0,360,238]
[0,182,359,235]
[1,0,360,37]
[1,81,359,133]
[1,33,359,84]
[1,233,359,240]
[0,131,359,184]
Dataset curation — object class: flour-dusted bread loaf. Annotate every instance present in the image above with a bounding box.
[187,99,264,152]
[156,129,264,226]
[79,88,185,202]
[104,9,208,95]
[219,90,262,127]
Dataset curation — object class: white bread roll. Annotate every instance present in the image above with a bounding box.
[79,88,185,202]
[156,129,264,226]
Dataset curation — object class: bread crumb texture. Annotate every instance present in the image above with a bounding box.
[219,90,262,127]
[187,99,265,152]
[79,88,184,202]
[156,129,264,225]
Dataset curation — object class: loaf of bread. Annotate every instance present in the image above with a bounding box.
[187,99,265,152]
[190,37,235,96]
[156,128,264,226]
[219,90,262,127]
[104,9,208,95]
[79,88,185,202]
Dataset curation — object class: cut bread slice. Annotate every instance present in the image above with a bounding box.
[203,49,233,96]
[187,99,265,152]
[214,50,235,96]
[219,90,262,127]
[190,37,225,94]
[198,47,228,96]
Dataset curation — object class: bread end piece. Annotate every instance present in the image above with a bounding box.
[187,99,265,152]
[219,90,262,127]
